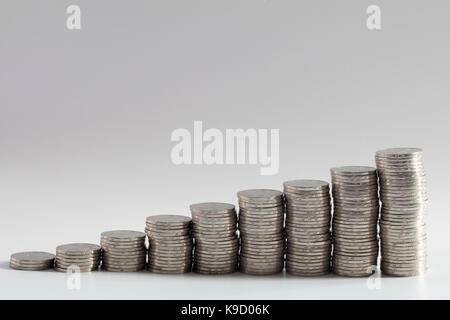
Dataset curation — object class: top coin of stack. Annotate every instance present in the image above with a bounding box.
[330,166,380,277]
[190,203,238,274]
[101,230,146,272]
[55,243,101,272]
[146,215,193,274]
[375,148,428,276]
[283,180,332,276]
[237,189,285,275]
[9,251,55,271]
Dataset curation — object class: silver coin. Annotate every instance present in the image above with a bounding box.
[237,189,283,201]
[239,206,285,214]
[149,264,192,272]
[286,268,329,276]
[101,238,146,246]
[55,266,99,273]
[103,265,145,272]
[101,230,146,240]
[102,259,146,267]
[56,243,101,255]
[376,147,423,158]
[146,214,191,225]
[55,262,100,270]
[239,266,283,275]
[149,267,191,274]
[9,262,53,271]
[194,267,236,275]
[331,166,377,175]
[145,223,191,231]
[102,252,146,259]
[55,256,101,264]
[190,202,235,214]
[9,260,53,268]
[193,226,237,234]
[283,179,329,190]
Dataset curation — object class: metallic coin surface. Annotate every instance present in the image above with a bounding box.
[190,202,238,274]
[9,251,55,271]
[376,147,428,277]
[330,166,380,276]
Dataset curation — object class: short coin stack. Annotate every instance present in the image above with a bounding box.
[237,189,285,275]
[55,243,101,272]
[101,230,146,272]
[330,166,380,277]
[283,180,332,276]
[9,251,55,271]
[190,203,238,274]
[146,215,193,274]
[376,148,428,276]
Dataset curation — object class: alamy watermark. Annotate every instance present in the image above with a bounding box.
[66,5,81,30]
[171,121,279,175]
[366,5,381,30]
[66,265,81,290]
[366,265,382,290]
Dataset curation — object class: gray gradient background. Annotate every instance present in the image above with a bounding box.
[1,0,449,299]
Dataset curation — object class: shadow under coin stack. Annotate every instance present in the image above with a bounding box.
[190,203,238,274]
[330,166,380,277]
[100,230,146,272]
[9,251,55,271]
[237,189,285,275]
[283,180,332,276]
[55,243,101,272]
[376,148,428,276]
[145,215,193,274]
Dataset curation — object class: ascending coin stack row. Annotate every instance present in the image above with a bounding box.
[237,190,285,275]
[146,215,193,274]
[190,203,238,274]
[283,180,332,276]
[55,243,101,272]
[376,148,428,276]
[331,166,380,277]
[101,230,146,272]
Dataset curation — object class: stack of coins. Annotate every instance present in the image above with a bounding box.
[190,203,238,274]
[145,215,193,274]
[55,243,101,272]
[101,230,146,272]
[9,251,55,271]
[376,148,428,276]
[283,180,332,276]
[330,166,380,277]
[237,189,285,275]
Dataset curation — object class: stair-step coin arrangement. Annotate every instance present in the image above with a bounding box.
[9,147,428,278]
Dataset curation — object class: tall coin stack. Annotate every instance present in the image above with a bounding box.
[330,166,380,277]
[190,203,238,274]
[237,189,285,275]
[55,243,101,272]
[376,148,427,276]
[283,180,332,276]
[146,215,193,274]
[101,230,146,272]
